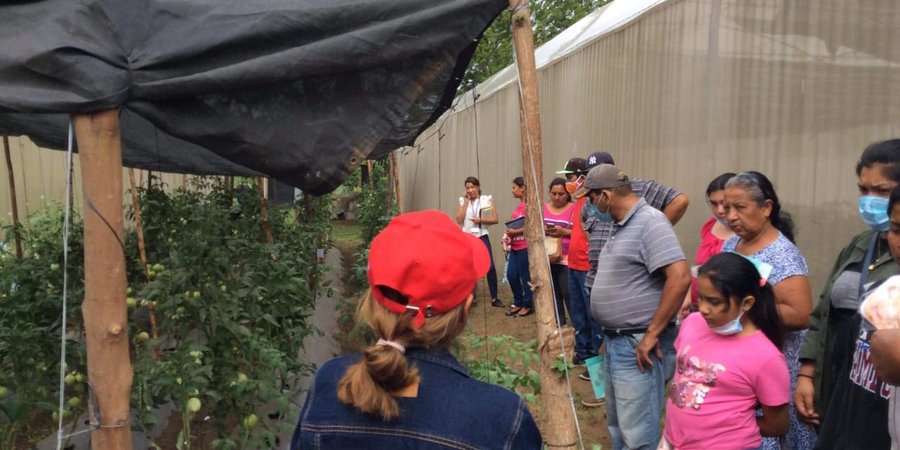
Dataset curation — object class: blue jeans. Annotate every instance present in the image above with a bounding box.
[507,248,533,308]
[567,269,602,358]
[604,326,677,450]
[478,235,498,300]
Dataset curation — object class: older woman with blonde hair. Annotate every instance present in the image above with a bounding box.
[291,210,541,449]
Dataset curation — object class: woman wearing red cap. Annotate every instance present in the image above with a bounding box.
[291,210,542,449]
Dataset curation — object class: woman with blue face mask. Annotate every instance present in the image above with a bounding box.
[662,252,790,450]
[794,139,900,440]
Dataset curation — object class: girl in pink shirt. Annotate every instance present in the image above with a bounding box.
[662,252,790,450]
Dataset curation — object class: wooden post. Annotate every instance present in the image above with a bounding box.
[128,169,161,359]
[393,151,403,213]
[387,151,399,212]
[73,109,134,449]
[509,1,577,448]
[256,177,274,244]
[366,160,375,188]
[2,136,22,258]
[128,169,149,273]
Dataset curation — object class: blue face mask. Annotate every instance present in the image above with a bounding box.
[859,196,890,232]
[710,307,745,335]
[588,193,614,223]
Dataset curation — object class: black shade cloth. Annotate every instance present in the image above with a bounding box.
[0,0,506,194]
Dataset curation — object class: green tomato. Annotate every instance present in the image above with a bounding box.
[175,377,182,385]
[242,414,259,428]
[176,306,185,314]
[126,297,137,308]
[0,386,8,396]
[50,263,60,271]
[135,332,150,342]
[64,374,76,385]
[75,373,84,383]
[219,285,227,293]
[186,397,202,413]
[126,287,133,294]
[192,291,201,299]
[68,397,81,407]
[236,372,248,383]
[189,350,202,359]
[152,263,164,272]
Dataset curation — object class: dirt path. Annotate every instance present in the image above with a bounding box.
[467,278,612,449]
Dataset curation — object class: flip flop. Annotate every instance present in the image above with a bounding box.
[505,306,522,316]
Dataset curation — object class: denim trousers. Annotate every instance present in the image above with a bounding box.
[604,325,677,450]
[567,268,602,358]
[507,248,533,308]
[550,263,569,325]
[478,235,499,300]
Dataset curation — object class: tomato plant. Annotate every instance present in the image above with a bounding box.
[1,176,331,449]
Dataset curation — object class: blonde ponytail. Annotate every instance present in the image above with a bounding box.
[336,289,468,420]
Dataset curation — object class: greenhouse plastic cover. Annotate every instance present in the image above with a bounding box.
[0,0,506,194]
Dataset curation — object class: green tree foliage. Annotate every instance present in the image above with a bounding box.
[461,0,610,92]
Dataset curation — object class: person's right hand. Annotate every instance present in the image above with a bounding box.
[794,375,819,426]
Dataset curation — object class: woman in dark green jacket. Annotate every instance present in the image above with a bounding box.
[795,139,900,425]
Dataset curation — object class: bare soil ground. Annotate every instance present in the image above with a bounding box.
[467,278,612,450]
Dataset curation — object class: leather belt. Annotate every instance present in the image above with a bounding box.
[603,322,675,338]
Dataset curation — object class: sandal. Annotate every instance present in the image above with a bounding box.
[505,305,522,316]
[516,308,534,317]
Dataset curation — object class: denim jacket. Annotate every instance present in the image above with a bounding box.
[291,346,542,449]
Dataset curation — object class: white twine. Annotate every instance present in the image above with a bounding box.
[511,26,585,450]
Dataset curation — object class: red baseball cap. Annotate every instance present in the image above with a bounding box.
[368,210,490,327]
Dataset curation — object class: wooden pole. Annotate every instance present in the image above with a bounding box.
[366,160,375,188]
[73,109,134,449]
[256,177,274,244]
[2,136,22,258]
[128,169,149,273]
[387,151,397,212]
[393,152,403,214]
[128,169,161,359]
[509,1,577,448]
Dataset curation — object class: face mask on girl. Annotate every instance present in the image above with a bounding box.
[859,195,890,232]
[710,302,746,335]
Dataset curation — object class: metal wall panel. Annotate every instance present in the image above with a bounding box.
[398,0,900,293]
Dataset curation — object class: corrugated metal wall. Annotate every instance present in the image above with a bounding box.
[1,135,192,224]
[398,0,900,292]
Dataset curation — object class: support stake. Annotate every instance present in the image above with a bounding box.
[73,109,134,449]
[509,1,578,447]
[2,136,22,258]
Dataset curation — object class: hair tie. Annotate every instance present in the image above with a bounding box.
[376,339,406,354]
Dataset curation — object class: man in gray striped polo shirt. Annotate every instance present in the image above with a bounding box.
[574,164,691,450]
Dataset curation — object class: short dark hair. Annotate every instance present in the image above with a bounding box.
[464,176,480,188]
[889,185,900,217]
[706,172,736,197]
[856,139,900,182]
[513,176,525,188]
